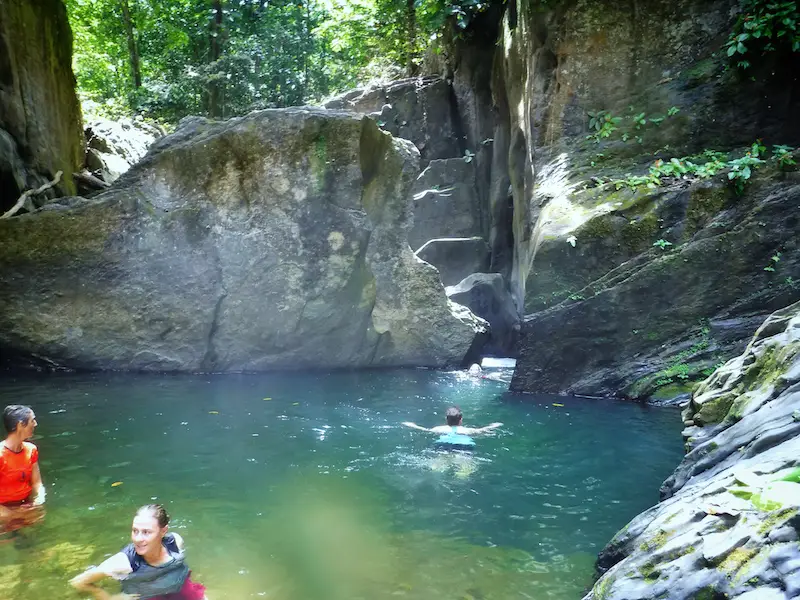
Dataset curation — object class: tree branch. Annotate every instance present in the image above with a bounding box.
[1,171,63,219]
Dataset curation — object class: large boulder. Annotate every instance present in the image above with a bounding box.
[0,0,83,208]
[584,302,800,600]
[0,109,484,372]
[446,273,519,356]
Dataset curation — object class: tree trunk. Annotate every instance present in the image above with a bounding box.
[208,0,225,117]
[406,0,416,76]
[120,0,142,89]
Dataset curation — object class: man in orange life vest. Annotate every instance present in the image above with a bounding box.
[0,405,46,534]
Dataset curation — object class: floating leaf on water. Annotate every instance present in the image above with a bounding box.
[263,397,272,401]
[209,411,219,415]
[108,461,132,468]
[553,403,565,407]
[292,402,300,406]
[111,481,124,487]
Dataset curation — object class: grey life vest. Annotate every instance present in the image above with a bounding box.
[120,533,190,598]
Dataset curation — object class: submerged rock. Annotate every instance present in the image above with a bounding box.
[584,302,800,600]
[0,109,484,372]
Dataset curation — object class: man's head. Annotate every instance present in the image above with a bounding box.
[3,405,36,437]
[445,406,463,426]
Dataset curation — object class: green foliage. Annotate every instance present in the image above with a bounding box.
[772,144,797,169]
[763,251,781,272]
[587,110,622,141]
[726,0,800,68]
[586,104,681,144]
[653,239,672,250]
[651,330,712,388]
[66,0,489,123]
[604,141,787,195]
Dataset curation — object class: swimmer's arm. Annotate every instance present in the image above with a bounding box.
[30,463,45,505]
[402,422,432,432]
[71,555,135,600]
[462,423,503,435]
[69,568,114,600]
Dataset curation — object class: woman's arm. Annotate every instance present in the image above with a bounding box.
[29,463,45,505]
[70,568,113,600]
[71,553,133,600]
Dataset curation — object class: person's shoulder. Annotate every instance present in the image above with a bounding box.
[98,551,134,579]
[22,441,38,458]
[430,425,450,433]
[167,532,186,550]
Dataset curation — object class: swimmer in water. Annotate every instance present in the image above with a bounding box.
[403,406,501,478]
[0,405,46,539]
[402,405,503,449]
[70,504,209,600]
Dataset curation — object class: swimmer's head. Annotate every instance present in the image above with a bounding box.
[131,504,170,556]
[467,363,482,376]
[445,406,463,426]
[3,405,36,436]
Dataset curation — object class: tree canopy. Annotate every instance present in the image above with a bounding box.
[66,0,491,124]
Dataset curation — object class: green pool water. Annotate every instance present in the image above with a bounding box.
[0,370,683,599]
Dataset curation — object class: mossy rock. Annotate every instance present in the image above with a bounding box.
[685,185,729,238]
[694,391,737,425]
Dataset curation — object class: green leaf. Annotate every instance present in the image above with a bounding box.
[737,41,747,53]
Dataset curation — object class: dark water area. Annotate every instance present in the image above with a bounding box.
[0,369,683,599]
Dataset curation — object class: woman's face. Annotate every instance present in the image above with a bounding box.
[18,412,37,440]
[131,513,166,556]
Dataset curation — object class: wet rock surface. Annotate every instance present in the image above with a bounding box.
[583,302,800,600]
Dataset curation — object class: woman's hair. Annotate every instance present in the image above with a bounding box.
[3,405,33,434]
[136,504,170,528]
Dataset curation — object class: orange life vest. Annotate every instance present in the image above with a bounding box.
[0,442,38,504]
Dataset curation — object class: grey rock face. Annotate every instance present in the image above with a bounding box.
[511,174,800,398]
[410,157,484,251]
[584,303,800,600]
[446,273,519,356]
[0,109,484,372]
[323,77,463,162]
[415,237,490,287]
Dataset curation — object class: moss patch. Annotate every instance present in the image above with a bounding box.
[593,573,616,600]
[639,529,671,552]
[719,547,758,576]
[740,342,800,392]
[694,391,737,425]
[620,211,659,253]
[685,186,728,237]
[757,507,797,536]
